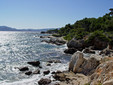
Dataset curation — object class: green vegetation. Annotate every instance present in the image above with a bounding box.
[48,13,113,43]
[84,83,90,85]
[86,30,110,43]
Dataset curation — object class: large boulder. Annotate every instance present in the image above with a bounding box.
[67,39,86,51]
[38,78,51,85]
[27,61,40,67]
[69,51,100,75]
[92,37,108,50]
[69,51,85,72]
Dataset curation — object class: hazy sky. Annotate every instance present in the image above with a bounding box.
[0,0,112,29]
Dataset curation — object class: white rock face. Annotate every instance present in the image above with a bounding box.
[69,51,85,72]
[69,51,100,75]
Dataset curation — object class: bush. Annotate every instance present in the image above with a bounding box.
[86,30,110,43]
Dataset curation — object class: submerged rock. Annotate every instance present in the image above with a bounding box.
[43,70,50,75]
[25,71,32,75]
[19,67,29,71]
[38,78,51,85]
[47,60,61,63]
[27,61,40,67]
[33,69,40,74]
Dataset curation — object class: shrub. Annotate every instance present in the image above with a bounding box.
[86,30,110,43]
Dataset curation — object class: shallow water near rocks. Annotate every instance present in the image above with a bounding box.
[0,31,71,85]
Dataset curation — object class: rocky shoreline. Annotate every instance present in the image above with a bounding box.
[15,33,113,85]
[38,33,113,85]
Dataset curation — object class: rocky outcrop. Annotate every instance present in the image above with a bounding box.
[53,72,88,85]
[40,35,53,38]
[41,37,66,45]
[27,61,40,67]
[100,48,113,57]
[67,39,86,51]
[103,79,113,85]
[69,51,100,75]
[69,51,85,72]
[90,60,113,85]
[90,37,108,50]
[38,78,51,85]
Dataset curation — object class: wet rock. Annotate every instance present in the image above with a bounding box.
[33,69,40,74]
[64,48,77,54]
[40,36,53,38]
[47,60,61,63]
[46,63,51,66]
[40,31,46,34]
[54,60,61,63]
[55,70,62,74]
[51,71,56,74]
[25,71,32,75]
[19,67,29,71]
[43,70,50,75]
[27,61,40,67]
[38,78,51,85]
[41,39,49,43]
[47,60,53,63]
[83,48,95,54]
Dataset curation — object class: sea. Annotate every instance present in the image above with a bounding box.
[0,31,71,85]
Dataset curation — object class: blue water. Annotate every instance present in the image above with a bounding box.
[0,31,71,85]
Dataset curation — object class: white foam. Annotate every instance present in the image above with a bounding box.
[0,62,68,85]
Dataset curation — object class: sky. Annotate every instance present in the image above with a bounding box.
[0,0,112,29]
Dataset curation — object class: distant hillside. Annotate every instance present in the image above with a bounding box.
[0,26,56,31]
[0,26,17,31]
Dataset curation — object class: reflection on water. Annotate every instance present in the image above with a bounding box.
[0,31,71,84]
